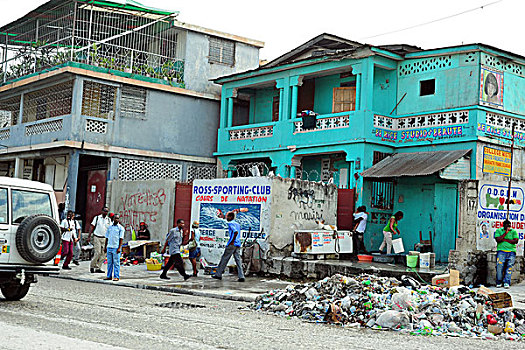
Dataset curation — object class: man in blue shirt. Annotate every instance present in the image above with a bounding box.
[212,212,245,282]
[104,214,125,281]
[160,219,190,280]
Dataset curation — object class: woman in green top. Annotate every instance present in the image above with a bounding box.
[379,211,403,254]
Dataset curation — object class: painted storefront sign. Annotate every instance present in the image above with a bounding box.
[191,178,272,264]
[480,67,504,109]
[476,182,525,255]
[374,125,464,142]
[482,146,512,176]
[477,123,525,142]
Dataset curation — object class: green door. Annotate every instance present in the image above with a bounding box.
[433,183,458,263]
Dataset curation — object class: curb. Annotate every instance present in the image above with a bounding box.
[50,275,256,302]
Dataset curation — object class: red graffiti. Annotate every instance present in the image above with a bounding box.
[119,209,158,231]
[120,188,166,210]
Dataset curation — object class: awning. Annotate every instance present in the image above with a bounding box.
[361,149,471,178]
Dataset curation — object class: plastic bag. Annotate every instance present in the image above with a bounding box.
[375,310,410,329]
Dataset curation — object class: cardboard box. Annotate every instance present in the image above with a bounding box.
[488,292,513,309]
[432,269,460,287]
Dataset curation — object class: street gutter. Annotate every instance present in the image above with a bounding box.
[50,274,255,303]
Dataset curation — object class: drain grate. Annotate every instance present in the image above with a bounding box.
[156,301,206,309]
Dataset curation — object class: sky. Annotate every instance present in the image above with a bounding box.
[0,0,520,61]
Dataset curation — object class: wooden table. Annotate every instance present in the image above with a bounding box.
[127,241,160,257]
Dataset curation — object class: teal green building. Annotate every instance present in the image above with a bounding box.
[214,34,525,262]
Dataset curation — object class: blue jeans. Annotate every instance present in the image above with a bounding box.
[107,248,121,279]
[496,251,516,285]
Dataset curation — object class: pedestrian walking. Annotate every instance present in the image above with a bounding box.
[60,210,79,270]
[87,206,111,273]
[72,214,82,266]
[352,206,368,255]
[104,214,125,281]
[160,219,190,280]
[379,211,403,255]
[188,221,201,276]
[495,219,519,288]
[212,212,245,282]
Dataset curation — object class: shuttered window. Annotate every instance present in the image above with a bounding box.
[332,87,356,113]
[121,85,147,119]
[208,37,235,66]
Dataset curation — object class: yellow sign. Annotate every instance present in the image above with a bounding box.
[483,146,512,176]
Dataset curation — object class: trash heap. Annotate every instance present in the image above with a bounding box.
[250,274,525,340]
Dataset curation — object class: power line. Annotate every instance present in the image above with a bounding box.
[361,0,504,40]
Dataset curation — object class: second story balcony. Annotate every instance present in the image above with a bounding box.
[0,0,185,87]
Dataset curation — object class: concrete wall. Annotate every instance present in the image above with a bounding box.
[269,177,338,255]
[183,31,260,95]
[109,180,176,242]
[111,86,220,158]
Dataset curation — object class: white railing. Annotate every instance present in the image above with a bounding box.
[294,114,350,133]
[374,110,469,130]
[229,125,274,140]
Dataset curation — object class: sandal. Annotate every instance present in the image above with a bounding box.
[113,278,120,281]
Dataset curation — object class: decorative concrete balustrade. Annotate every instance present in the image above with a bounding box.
[229,124,274,140]
[293,114,350,133]
[374,110,469,130]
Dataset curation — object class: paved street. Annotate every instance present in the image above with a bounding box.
[1,277,524,350]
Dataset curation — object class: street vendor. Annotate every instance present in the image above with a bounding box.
[137,222,151,240]
[380,211,403,255]
[494,219,519,288]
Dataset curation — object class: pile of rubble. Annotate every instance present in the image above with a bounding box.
[250,274,525,340]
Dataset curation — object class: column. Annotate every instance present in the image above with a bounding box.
[289,76,303,119]
[13,157,22,178]
[227,97,234,128]
[65,151,80,212]
[355,73,361,110]
[275,78,291,121]
[290,166,297,179]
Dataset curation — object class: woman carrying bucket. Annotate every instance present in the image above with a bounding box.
[380,211,403,255]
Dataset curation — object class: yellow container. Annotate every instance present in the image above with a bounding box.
[146,262,162,271]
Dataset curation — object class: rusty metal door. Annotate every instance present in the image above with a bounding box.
[174,182,193,241]
[84,170,107,231]
[337,188,355,230]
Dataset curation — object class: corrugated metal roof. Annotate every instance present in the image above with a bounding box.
[361,149,471,178]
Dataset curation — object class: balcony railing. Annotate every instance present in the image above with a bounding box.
[228,123,275,140]
[293,112,351,133]
[374,110,469,130]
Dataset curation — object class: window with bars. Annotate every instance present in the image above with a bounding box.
[208,37,235,66]
[81,81,117,119]
[22,81,73,123]
[120,85,147,119]
[371,180,395,210]
[0,96,20,127]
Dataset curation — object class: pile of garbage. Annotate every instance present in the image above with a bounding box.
[250,274,525,340]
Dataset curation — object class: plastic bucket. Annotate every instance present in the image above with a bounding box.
[392,238,405,254]
[406,255,418,268]
[420,253,431,268]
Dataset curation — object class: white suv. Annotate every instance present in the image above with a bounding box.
[0,177,61,300]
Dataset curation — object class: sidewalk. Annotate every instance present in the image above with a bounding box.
[52,261,291,302]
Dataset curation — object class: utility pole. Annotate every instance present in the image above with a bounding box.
[506,122,516,219]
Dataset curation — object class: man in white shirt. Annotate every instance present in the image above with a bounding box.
[60,210,79,270]
[353,206,368,255]
[87,207,111,273]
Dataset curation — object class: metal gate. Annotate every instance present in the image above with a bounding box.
[337,188,355,230]
[84,170,107,232]
[174,182,193,237]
